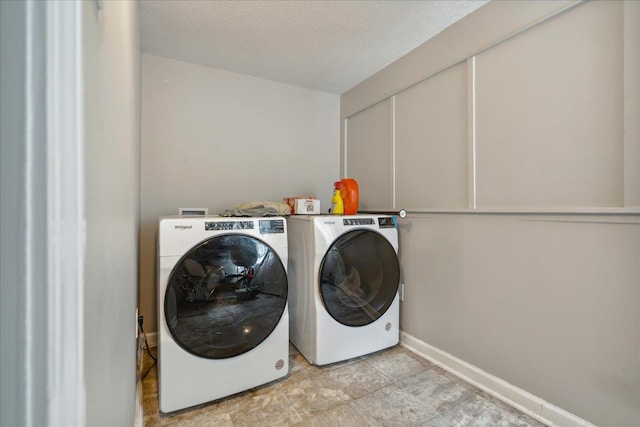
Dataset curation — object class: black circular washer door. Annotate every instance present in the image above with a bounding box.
[319,229,400,327]
[165,234,288,359]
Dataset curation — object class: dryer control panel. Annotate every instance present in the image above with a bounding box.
[378,217,395,228]
[343,218,374,226]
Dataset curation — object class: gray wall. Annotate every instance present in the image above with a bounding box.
[0,1,48,425]
[140,54,340,334]
[0,1,141,425]
[398,214,639,425]
[82,1,141,425]
[342,1,639,426]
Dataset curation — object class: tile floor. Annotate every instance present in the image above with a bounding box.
[142,344,546,427]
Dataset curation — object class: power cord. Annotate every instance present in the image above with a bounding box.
[138,316,157,380]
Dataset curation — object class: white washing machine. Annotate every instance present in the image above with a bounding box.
[286,214,400,366]
[157,216,289,413]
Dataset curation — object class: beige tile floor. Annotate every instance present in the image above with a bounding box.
[142,344,547,427]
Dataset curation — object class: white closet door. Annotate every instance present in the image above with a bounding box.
[475,0,623,208]
[345,99,393,210]
[395,62,468,209]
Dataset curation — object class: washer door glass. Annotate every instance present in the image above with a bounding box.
[319,229,399,327]
[165,234,287,359]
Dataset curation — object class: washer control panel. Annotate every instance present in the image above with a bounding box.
[205,221,254,231]
[259,219,285,234]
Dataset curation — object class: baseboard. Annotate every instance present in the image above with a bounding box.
[134,380,143,427]
[145,331,157,348]
[400,332,595,427]
[134,334,145,427]
[133,331,157,426]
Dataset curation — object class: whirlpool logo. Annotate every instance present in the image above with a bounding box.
[174,225,193,230]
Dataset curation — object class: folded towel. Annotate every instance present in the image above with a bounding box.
[220,201,291,217]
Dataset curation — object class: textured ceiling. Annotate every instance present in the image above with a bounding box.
[140,0,489,94]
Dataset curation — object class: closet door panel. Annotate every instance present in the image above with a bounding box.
[345,99,392,210]
[475,1,623,208]
[395,62,468,209]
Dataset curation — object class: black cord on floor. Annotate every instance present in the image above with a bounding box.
[138,320,157,380]
[141,326,157,362]
[138,317,157,362]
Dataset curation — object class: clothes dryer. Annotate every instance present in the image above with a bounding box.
[286,214,400,365]
[157,216,289,413]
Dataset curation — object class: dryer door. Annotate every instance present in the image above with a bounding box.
[165,234,287,359]
[319,229,400,327]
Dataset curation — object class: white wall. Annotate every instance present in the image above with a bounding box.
[140,53,340,333]
[342,1,640,426]
[82,1,140,425]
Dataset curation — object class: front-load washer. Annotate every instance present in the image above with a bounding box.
[286,214,400,365]
[157,216,289,413]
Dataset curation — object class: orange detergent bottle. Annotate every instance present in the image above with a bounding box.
[339,178,359,215]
